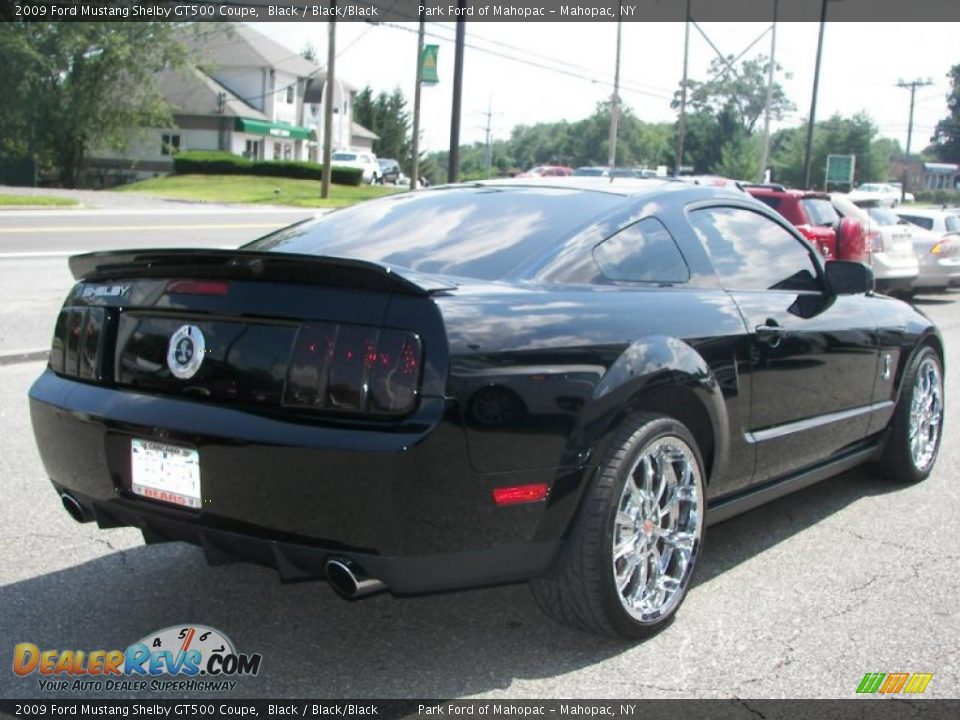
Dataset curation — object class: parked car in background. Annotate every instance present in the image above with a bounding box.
[895,208,960,292]
[517,165,574,178]
[572,166,608,177]
[30,178,944,639]
[888,181,916,203]
[377,159,405,185]
[330,151,380,184]
[831,195,918,295]
[744,184,867,263]
[848,182,902,208]
[897,208,960,235]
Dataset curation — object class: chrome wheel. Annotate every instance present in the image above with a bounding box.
[612,436,703,623]
[909,356,942,472]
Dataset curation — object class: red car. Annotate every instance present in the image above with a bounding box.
[745,184,867,262]
[517,165,574,178]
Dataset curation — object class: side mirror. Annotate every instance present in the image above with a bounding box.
[837,217,867,262]
[825,260,875,295]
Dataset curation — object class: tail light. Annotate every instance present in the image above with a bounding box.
[50,306,107,380]
[931,237,956,255]
[284,323,422,416]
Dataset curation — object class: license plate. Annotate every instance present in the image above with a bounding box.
[131,439,201,509]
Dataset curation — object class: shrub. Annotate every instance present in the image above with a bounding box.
[173,151,250,175]
[912,189,960,206]
[172,151,364,186]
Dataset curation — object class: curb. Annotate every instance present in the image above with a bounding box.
[0,349,48,366]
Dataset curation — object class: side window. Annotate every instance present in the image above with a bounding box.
[593,217,690,283]
[689,206,820,292]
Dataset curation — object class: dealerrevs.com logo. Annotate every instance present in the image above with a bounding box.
[13,625,262,693]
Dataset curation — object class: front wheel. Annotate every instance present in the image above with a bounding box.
[878,345,944,483]
[531,414,706,638]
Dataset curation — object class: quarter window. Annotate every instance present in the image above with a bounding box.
[593,218,690,283]
[689,206,820,292]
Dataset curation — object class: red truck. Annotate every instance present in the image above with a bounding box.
[745,184,867,262]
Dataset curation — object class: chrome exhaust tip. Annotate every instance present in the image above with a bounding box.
[324,558,386,599]
[60,493,92,523]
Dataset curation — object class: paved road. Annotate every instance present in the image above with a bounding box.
[0,207,313,352]
[0,276,958,698]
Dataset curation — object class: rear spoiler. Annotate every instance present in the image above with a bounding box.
[68,249,457,297]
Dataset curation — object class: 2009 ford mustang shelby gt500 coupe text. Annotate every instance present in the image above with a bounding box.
[29,179,944,638]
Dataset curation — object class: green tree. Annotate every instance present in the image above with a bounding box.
[352,86,412,170]
[770,113,898,189]
[932,64,960,163]
[0,22,205,186]
[679,54,794,133]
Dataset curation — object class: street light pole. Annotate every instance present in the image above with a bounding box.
[448,1,466,183]
[675,0,691,176]
[607,4,623,169]
[757,0,778,183]
[321,8,336,199]
[410,19,425,191]
[802,0,828,190]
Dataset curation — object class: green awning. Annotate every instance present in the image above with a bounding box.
[235,117,312,141]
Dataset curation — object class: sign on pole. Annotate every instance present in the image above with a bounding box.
[825,154,856,186]
[420,44,439,85]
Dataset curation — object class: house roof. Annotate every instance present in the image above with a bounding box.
[158,67,267,120]
[189,23,319,79]
[351,122,379,141]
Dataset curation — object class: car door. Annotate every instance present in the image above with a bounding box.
[688,204,879,483]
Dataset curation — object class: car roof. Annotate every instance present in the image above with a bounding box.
[896,208,950,218]
[446,176,748,201]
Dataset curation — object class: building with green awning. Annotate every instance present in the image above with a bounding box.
[234,118,313,141]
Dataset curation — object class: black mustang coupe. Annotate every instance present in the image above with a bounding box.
[29,179,944,638]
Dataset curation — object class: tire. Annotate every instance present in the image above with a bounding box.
[877,345,944,483]
[531,413,706,638]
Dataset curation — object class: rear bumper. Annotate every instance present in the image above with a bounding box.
[29,370,567,592]
[913,256,960,288]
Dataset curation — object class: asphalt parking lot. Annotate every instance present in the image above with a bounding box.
[1,203,958,700]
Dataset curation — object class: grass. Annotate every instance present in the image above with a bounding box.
[0,194,78,207]
[114,174,406,208]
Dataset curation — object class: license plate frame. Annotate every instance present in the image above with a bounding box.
[130,438,201,509]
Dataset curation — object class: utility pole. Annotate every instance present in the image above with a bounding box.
[607,4,623,169]
[757,0,778,183]
[481,99,494,179]
[410,19,425,190]
[675,0,691,176]
[321,8,336,199]
[897,78,933,203]
[803,0,828,190]
[448,1,466,183]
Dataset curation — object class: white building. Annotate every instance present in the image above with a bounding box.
[85,24,377,183]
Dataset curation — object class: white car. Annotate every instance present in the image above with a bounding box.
[888,181,915,203]
[847,182,902,208]
[894,208,960,292]
[330,151,380,184]
[832,195,917,295]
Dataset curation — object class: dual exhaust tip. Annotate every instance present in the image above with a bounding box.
[60,492,384,600]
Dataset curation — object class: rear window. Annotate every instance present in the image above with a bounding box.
[753,195,781,210]
[899,214,934,231]
[866,206,900,226]
[332,153,357,161]
[245,187,624,281]
[800,198,840,226]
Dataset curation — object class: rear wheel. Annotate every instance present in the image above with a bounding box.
[531,414,705,638]
[878,345,944,483]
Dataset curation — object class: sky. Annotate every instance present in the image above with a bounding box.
[248,20,959,157]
